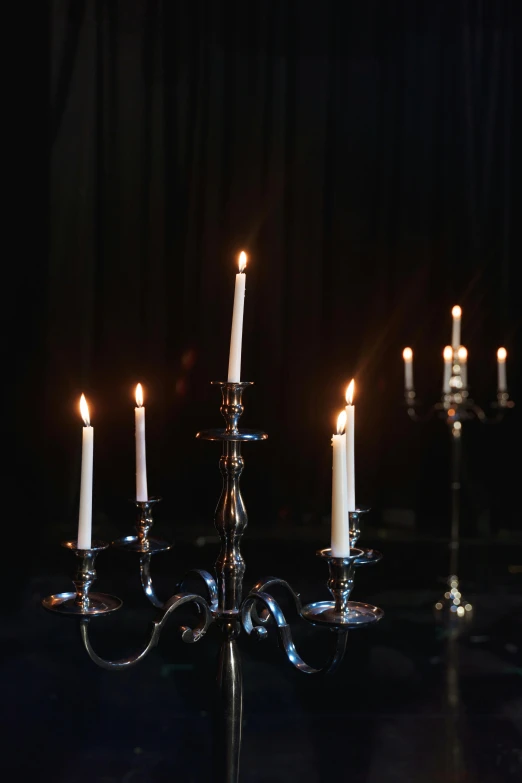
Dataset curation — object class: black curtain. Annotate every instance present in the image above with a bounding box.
[23,0,522,546]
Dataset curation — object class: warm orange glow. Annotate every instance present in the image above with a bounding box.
[448,409,456,417]
[336,410,347,435]
[136,383,144,407]
[403,347,413,361]
[457,346,467,361]
[238,251,247,272]
[443,346,453,361]
[452,305,462,318]
[345,379,355,405]
[497,347,507,361]
[80,394,90,426]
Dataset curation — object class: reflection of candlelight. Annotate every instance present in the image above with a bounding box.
[78,394,93,550]
[135,383,148,502]
[331,410,349,557]
[497,347,507,392]
[345,380,355,512]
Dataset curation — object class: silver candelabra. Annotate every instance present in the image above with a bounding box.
[43,381,384,783]
[404,352,514,620]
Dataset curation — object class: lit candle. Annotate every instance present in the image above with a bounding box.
[77,394,93,550]
[443,346,453,393]
[345,379,356,512]
[458,346,468,389]
[331,410,349,556]
[402,347,414,391]
[135,383,148,501]
[451,306,462,350]
[497,347,507,392]
[228,251,247,382]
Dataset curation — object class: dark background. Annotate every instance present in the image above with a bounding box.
[7,2,522,782]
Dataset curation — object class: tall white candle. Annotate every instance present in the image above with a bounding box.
[451,306,462,350]
[345,379,356,512]
[77,394,93,550]
[135,383,148,501]
[402,348,414,391]
[227,251,247,382]
[458,346,468,389]
[443,346,453,393]
[331,410,349,556]
[497,347,507,391]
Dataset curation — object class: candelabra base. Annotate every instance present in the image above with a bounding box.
[434,575,473,621]
[42,591,122,616]
[301,600,383,629]
[112,535,172,554]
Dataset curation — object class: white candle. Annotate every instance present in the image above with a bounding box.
[451,306,462,350]
[331,410,349,556]
[497,347,507,391]
[77,394,93,550]
[443,346,453,393]
[402,347,414,391]
[345,379,356,512]
[227,251,247,382]
[135,383,148,501]
[458,346,468,388]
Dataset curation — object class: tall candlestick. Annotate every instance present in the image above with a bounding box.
[497,347,507,392]
[135,383,148,501]
[458,346,468,389]
[402,347,414,391]
[78,394,93,550]
[331,410,349,556]
[227,251,247,382]
[345,380,356,512]
[451,306,462,350]
[443,346,453,393]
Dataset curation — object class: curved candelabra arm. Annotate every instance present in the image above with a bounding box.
[472,401,514,424]
[139,553,165,609]
[177,569,219,613]
[241,581,348,675]
[80,592,213,672]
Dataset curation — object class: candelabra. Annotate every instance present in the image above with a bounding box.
[43,381,383,783]
[404,353,514,620]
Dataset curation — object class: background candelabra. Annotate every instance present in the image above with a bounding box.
[43,381,383,783]
[402,323,514,620]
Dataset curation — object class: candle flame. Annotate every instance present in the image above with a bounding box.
[457,346,467,361]
[403,347,413,361]
[336,410,347,435]
[136,383,144,407]
[345,379,355,405]
[80,394,90,426]
[497,347,507,361]
[452,305,462,318]
[238,251,247,273]
[443,346,453,361]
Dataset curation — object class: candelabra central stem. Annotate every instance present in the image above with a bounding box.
[215,440,246,614]
[449,427,462,577]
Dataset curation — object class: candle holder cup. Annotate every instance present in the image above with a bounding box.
[349,508,383,566]
[42,541,122,616]
[113,497,171,554]
[301,548,384,629]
